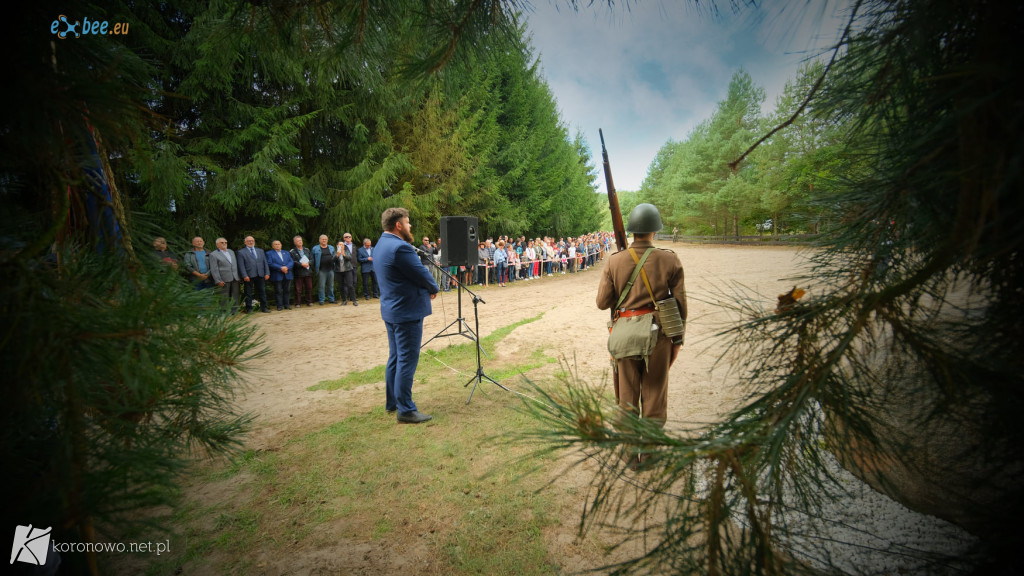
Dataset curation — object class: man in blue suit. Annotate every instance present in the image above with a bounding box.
[357,237,380,299]
[373,207,439,424]
[237,235,271,313]
[267,239,295,310]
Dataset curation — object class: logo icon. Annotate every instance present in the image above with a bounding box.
[10,525,51,566]
[54,15,80,39]
[50,15,130,37]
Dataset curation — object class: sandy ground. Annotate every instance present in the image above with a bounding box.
[238,242,806,448]
[202,241,810,574]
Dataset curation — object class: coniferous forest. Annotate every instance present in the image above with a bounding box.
[7,1,603,253]
[2,1,1022,575]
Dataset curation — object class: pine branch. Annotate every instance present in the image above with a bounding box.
[727,0,862,174]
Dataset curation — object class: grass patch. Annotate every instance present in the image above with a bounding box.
[140,314,572,575]
[309,364,386,391]
[311,313,548,391]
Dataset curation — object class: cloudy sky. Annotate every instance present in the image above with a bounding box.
[523,1,851,192]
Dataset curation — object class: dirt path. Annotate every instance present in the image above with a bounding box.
[224,242,809,573]
[238,242,807,443]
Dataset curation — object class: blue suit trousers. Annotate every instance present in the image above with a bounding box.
[385,319,424,414]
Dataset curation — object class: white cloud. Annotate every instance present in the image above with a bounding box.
[525,0,852,192]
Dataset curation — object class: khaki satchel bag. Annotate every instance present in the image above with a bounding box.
[607,248,660,360]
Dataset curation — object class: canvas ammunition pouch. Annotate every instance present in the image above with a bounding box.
[656,297,685,344]
[627,247,686,345]
[607,248,660,360]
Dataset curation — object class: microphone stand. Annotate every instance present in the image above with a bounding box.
[462,288,508,404]
[417,249,507,404]
[421,255,479,349]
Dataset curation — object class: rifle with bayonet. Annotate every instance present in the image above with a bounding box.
[600,129,628,252]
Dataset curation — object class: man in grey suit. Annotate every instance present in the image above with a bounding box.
[210,237,241,314]
[238,235,271,313]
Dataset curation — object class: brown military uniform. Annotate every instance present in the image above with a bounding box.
[596,238,687,423]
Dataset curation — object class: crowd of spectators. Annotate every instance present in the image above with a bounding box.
[157,230,614,314]
[422,232,614,290]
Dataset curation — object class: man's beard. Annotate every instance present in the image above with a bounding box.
[399,227,414,243]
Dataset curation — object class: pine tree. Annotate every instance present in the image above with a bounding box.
[1,3,262,571]
[522,0,1024,573]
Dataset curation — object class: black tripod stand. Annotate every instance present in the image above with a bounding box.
[462,290,509,404]
[417,254,506,404]
[422,264,479,348]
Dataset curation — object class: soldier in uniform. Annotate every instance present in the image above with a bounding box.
[597,203,687,428]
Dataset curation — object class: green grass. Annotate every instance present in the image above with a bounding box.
[138,314,570,576]
[310,313,549,391]
[308,364,386,391]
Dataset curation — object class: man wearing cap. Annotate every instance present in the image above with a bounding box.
[596,203,687,440]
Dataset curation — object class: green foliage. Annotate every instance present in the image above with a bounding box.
[0,248,260,566]
[109,2,599,248]
[643,70,769,236]
[524,0,1024,574]
[641,61,860,237]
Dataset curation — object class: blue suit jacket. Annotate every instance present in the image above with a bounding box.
[267,249,294,281]
[357,245,375,273]
[237,246,270,279]
[373,232,438,324]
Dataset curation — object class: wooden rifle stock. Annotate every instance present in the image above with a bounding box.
[600,129,628,252]
[599,129,627,405]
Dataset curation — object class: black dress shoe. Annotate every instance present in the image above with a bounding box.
[397,411,432,424]
[352,300,358,306]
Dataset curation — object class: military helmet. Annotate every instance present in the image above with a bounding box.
[626,203,663,234]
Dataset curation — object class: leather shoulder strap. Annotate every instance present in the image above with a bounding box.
[628,248,659,309]
[614,247,655,311]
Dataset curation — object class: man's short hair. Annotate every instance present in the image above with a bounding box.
[381,207,409,232]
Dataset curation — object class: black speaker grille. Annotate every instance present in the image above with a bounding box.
[440,216,478,267]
